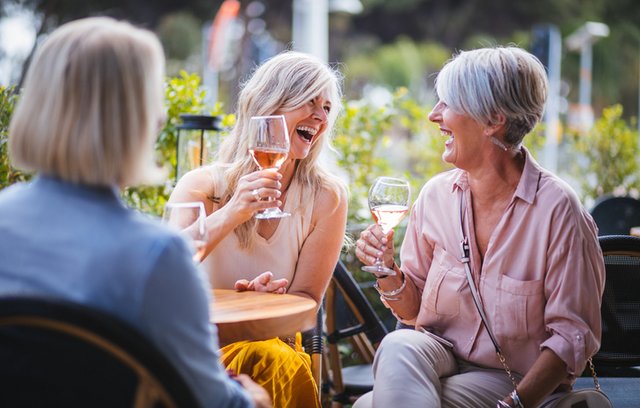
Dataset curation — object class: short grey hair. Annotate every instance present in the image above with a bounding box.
[435,46,548,146]
[9,17,165,187]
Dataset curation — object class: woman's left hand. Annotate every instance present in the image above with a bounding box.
[234,271,288,294]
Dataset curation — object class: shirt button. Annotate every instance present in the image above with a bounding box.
[576,334,583,341]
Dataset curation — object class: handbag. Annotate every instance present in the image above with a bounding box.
[457,194,612,408]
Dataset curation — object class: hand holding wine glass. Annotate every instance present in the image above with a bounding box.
[361,177,411,276]
[162,202,209,262]
[247,115,290,219]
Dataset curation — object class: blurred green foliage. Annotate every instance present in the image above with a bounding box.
[343,38,450,100]
[568,104,640,202]
[122,71,234,216]
[0,86,30,186]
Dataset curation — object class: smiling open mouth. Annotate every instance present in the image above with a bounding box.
[296,126,317,142]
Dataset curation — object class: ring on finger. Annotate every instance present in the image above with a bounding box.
[251,188,261,201]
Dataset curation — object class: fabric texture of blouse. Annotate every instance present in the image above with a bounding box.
[398,148,605,383]
[0,176,251,408]
[202,165,314,288]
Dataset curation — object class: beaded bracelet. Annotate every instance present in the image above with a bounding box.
[373,272,406,301]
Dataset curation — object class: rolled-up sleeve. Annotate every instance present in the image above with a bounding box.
[541,201,605,375]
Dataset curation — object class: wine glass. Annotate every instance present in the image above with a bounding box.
[361,177,411,276]
[247,115,291,219]
[162,202,209,262]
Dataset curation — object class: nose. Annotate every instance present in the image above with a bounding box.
[312,105,328,123]
[428,101,444,123]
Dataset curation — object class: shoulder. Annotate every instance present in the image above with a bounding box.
[0,182,27,206]
[170,165,226,205]
[417,169,459,203]
[315,177,348,213]
[308,176,348,226]
[174,167,214,193]
[537,171,583,213]
[535,171,597,236]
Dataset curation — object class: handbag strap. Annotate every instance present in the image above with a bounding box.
[458,191,601,392]
[458,193,518,389]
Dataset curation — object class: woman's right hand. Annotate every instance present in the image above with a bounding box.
[224,169,283,224]
[356,224,396,270]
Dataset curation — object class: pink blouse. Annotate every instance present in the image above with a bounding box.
[397,148,605,383]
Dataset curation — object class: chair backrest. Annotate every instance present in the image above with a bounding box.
[0,297,199,408]
[323,260,389,405]
[327,261,389,349]
[301,306,324,397]
[595,235,640,375]
[590,195,640,236]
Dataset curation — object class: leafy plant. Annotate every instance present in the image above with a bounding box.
[0,87,30,188]
[568,104,640,202]
[121,71,234,216]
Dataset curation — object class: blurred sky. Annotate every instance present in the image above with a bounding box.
[0,5,37,86]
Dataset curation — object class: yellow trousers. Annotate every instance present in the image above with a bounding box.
[220,336,320,408]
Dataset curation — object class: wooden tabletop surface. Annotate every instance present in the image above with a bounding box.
[210,289,317,346]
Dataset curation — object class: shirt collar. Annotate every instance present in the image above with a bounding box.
[450,146,541,205]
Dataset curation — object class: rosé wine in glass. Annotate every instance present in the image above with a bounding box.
[362,177,411,276]
[248,115,291,219]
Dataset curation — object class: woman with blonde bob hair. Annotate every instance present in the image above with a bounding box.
[0,17,271,408]
[169,51,348,407]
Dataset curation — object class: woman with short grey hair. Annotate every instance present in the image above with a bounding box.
[355,46,604,407]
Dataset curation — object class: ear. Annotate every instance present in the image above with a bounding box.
[484,113,506,136]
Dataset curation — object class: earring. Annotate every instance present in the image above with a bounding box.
[490,137,509,152]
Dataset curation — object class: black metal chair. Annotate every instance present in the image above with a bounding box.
[323,260,389,407]
[574,235,640,408]
[0,297,199,408]
[302,306,325,399]
[590,195,640,235]
[591,235,640,375]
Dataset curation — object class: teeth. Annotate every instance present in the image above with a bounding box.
[296,126,317,136]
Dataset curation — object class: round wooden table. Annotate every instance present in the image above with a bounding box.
[210,289,317,346]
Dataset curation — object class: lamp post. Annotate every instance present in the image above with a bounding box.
[565,22,610,132]
[292,0,363,61]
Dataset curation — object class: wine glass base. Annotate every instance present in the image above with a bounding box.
[255,210,291,220]
[361,265,396,276]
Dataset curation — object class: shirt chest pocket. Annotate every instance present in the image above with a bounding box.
[423,246,466,318]
[494,274,545,341]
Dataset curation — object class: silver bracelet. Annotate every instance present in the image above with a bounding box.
[373,272,406,300]
[510,390,524,408]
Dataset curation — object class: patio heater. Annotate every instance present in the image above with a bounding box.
[175,114,223,181]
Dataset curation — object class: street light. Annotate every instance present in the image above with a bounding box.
[565,21,610,131]
[292,0,363,61]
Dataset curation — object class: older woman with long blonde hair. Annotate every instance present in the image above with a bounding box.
[169,51,348,407]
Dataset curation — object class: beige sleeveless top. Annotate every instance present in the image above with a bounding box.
[201,165,315,289]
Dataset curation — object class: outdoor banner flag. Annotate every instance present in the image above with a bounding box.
[207,0,241,71]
